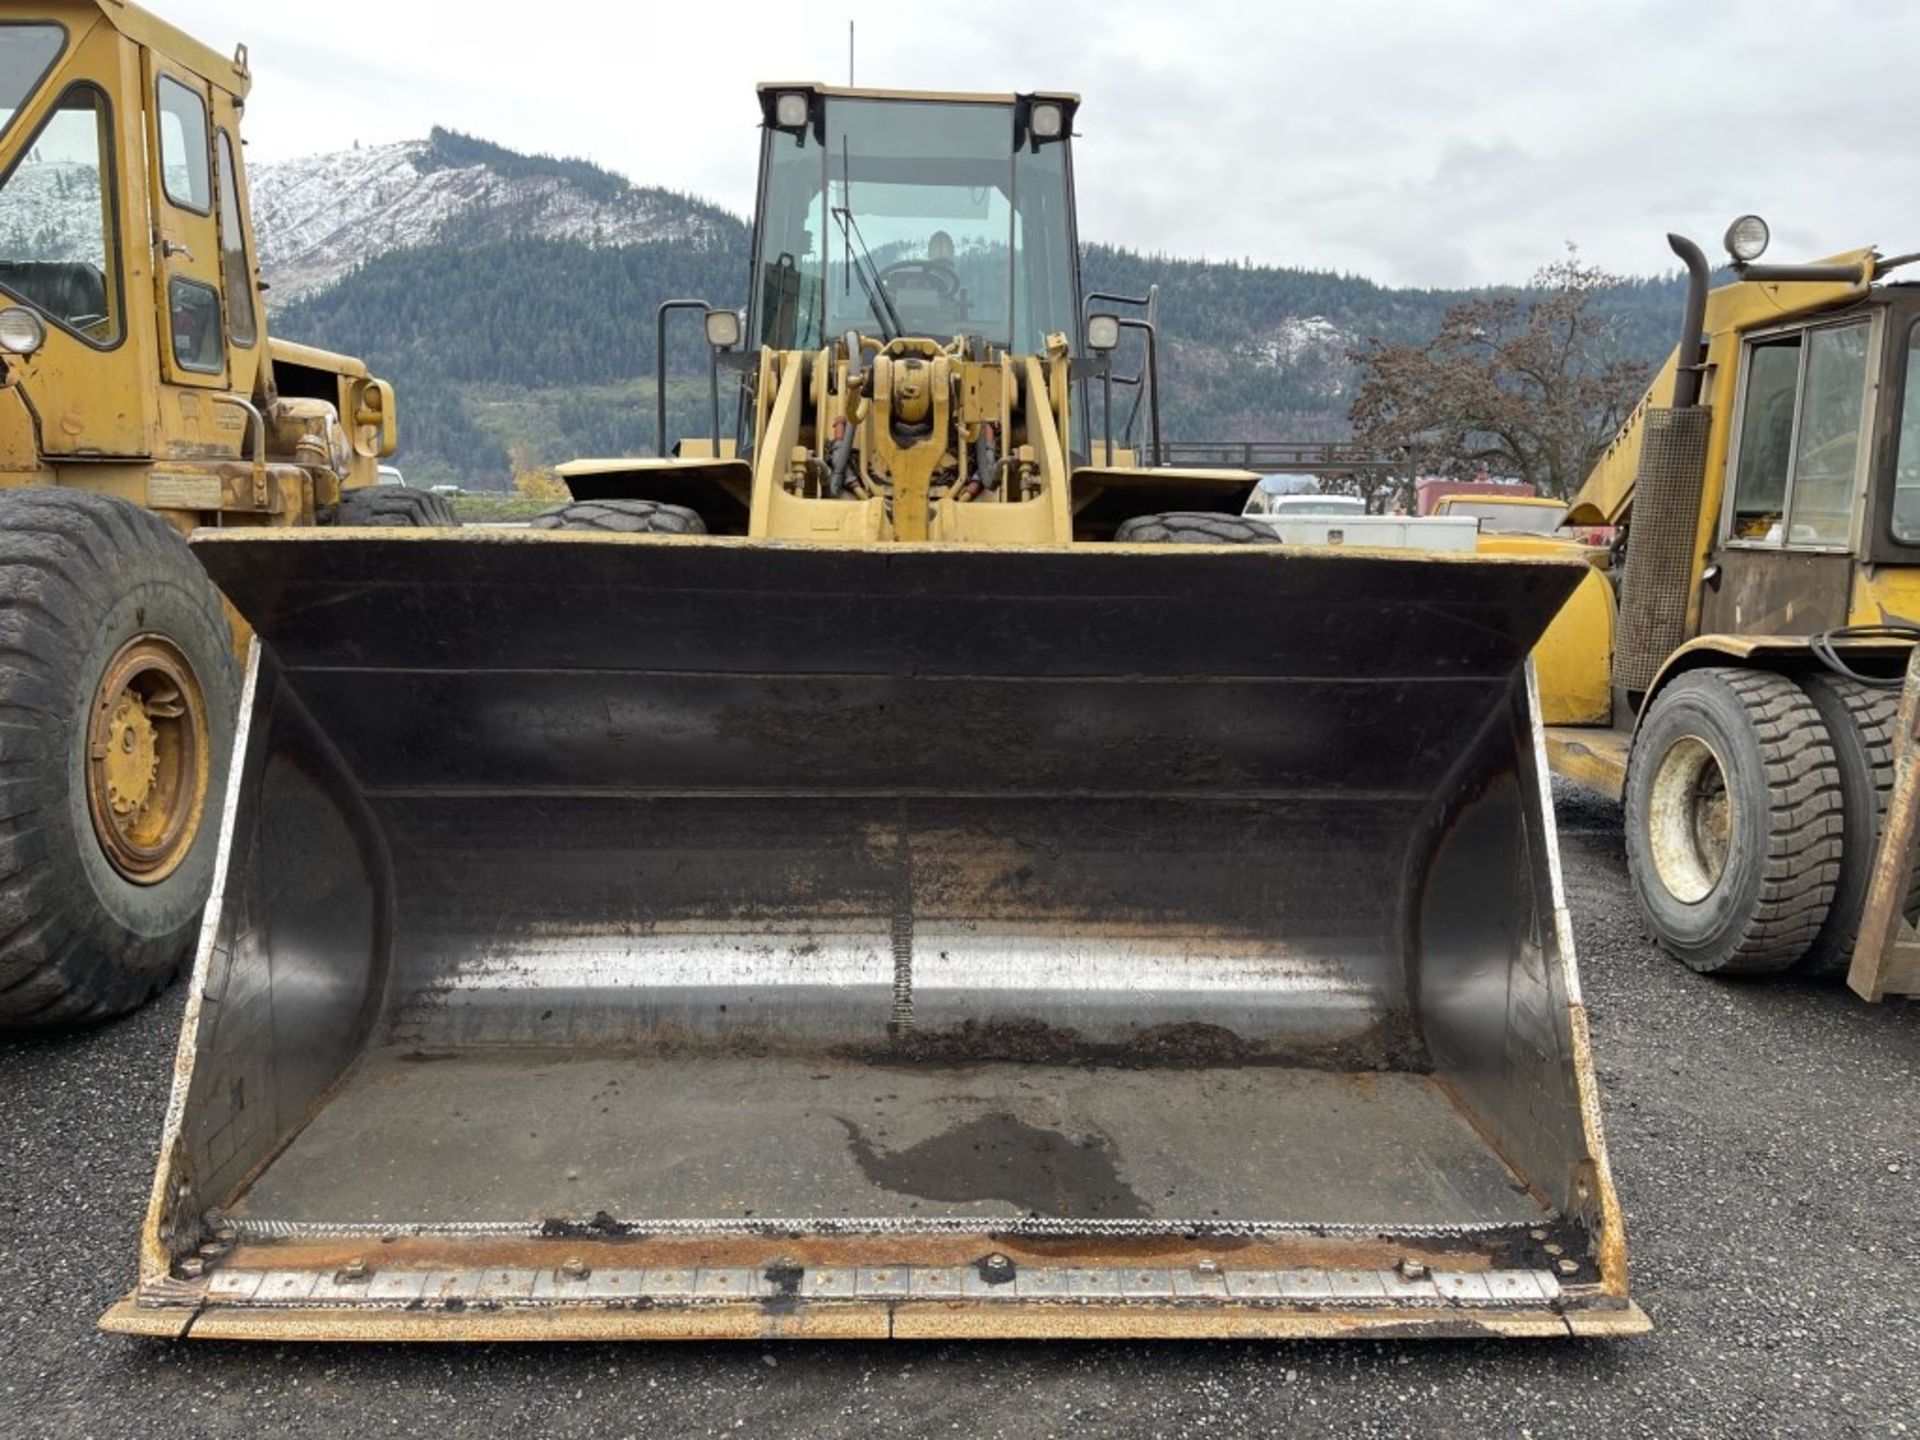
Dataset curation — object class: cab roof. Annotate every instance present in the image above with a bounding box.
[756,81,1079,109]
[79,0,250,97]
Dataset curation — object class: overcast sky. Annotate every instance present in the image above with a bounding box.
[165,0,1917,289]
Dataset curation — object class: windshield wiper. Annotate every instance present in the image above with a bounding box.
[831,205,902,342]
[833,138,902,341]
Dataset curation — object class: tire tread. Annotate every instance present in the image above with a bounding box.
[1794,675,1920,977]
[0,490,235,1026]
[1112,512,1284,545]
[336,487,460,528]
[1629,668,1843,975]
[529,500,707,535]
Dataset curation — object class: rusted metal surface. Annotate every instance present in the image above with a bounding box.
[110,531,1641,1340]
[1643,735,1732,904]
[193,1228,1544,1277]
[1544,726,1631,803]
[102,1294,1647,1343]
[172,1261,1572,1310]
[1698,549,1854,638]
[85,634,212,885]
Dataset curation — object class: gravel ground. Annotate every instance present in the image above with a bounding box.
[3,785,1916,1440]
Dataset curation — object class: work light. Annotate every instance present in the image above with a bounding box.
[1725,214,1770,264]
[774,92,809,129]
[0,306,45,355]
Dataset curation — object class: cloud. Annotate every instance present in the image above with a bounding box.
[162,0,1919,287]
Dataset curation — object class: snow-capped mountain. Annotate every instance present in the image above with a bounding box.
[246,129,742,302]
[1239,315,1356,401]
[0,158,112,267]
[1244,315,1349,368]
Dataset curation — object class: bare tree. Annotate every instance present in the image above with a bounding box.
[1347,248,1653,500]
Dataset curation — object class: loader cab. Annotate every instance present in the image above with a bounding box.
[0,3,266,468]
[747,85,1083,360]
[1703,287,1920,634]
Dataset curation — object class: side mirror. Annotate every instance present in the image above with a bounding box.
[705,309,743,350]
[1086,313,1120,353]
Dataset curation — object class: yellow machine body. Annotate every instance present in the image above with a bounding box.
[105,81,1642,1343]
[0,1,396,559]
[1539,246,1899,747]
[1535,233,1920,996]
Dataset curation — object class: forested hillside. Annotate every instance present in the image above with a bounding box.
[262,132,1687,487]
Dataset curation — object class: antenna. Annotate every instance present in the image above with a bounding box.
[848,20,855,85]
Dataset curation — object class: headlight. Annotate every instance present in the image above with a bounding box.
[1029,102,1064,140]
[774,91,809,129]
[1725,214,1770,264]
[0,306,45,356]
[704,308,742,349]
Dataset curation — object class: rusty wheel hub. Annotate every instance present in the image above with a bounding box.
[86,636,209,885]
[1646,734,1732,905]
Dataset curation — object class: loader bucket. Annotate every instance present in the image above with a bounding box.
[106,531,1644,1341]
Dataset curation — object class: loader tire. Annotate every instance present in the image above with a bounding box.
[0,491,238,1026]
[336,486,459,527]
[530,500,707,534]
[1113,512,1284,545]
[1793,674,1920,977]
[1624,667,1843,976]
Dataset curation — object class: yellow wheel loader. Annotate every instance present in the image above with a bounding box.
[0,2,429,1027]
[104,84,1643,1342]
[1535,219,1920,1001]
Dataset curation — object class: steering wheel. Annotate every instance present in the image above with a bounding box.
[879,259,962,300]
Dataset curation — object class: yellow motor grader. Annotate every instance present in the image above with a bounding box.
[105,83,1642,1342]
[0,1,437,1027]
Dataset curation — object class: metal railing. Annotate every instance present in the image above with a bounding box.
[1157,440,1399,474]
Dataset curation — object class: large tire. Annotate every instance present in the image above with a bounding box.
[336,487,459,527]
[530,500,707,534]
[1794,674,1920,977]
[1114,512,1283,545]
[1623,668,1843,976]
[0,491,238,1026]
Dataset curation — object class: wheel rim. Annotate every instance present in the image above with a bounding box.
[1646,734,1732,905]
[86,636,210,885]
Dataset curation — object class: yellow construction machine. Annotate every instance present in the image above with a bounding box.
[105,84,1643,1341]
[0,2,438,1026]
[1536,219,1920,1000]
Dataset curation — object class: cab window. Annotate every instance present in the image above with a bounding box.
[1893,323,1920,544]
[216,131,254,346]
[156,75,209,213]
[0,84,122,345]
[168,276,221,372]
[1727,319,1870,548]
[0,23,65,141]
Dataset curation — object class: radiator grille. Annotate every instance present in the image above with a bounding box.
[1615,406,1711,693]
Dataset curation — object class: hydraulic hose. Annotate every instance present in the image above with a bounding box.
[1809,623,1920,689]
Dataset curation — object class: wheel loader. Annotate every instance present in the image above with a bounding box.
[104,83,1643,1341]
[0,2,452,1028]
[1532,219,1920,1001]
